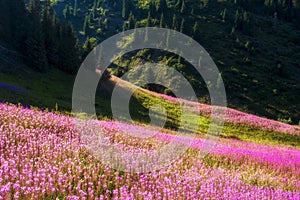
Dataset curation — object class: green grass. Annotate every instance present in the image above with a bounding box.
[1,67,299,148]
[0,68,74,111]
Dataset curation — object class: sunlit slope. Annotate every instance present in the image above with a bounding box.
[97,75,300,148]
[0,63,299,147]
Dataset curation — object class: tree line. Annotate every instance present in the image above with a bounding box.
[0,0,81,74]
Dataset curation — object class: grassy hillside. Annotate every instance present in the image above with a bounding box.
[0,98,299,199]
[49,0,300,124]
[1,0,299,124]
[1,60,299,148]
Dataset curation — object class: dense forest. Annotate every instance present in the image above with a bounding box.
[0,0,81,73]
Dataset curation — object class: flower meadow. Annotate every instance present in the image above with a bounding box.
[158,93,300,135]
[0,103,300,199]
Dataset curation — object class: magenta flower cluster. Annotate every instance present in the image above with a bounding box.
[158,93,300,135]
[0,103,299,199]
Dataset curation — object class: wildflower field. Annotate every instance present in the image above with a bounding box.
[0,102,300,199]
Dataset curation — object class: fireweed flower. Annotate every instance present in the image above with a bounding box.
[0,103,299,199]
[158,93,300,135]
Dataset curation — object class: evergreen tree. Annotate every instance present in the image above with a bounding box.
[87,13,91,26]
[191,8,195,15]
[177,51,183,64]
[82,16,88,35]
[58,22,81,74]
[264,0,273,15]
[29,0,41,17]
[175,0,182,9]
[221,8,227,22]
[172,13,178,30]
[0,0,12,43]
[128,11,135,29]
[42,0,59,66]
[63,5,68,19]
[133,22,139,40]
[91,0,97,20]
[180,18,185,33]
[159,13,165,28]
[122,21,128,32]
[122,0,130,19]
[149,2,157,17]
[180,0,186,13]
[0,0,28,51]
[242,10,251,34]
[146,11,152,27]
[145,14,150,42]
[25,29,48,72]
[25,0,48,71]
[192,21,199,38]
[157,0,168,13]
[234,9,240,26]
[203,0,209,8]
[295,3,300,27]
[285,0,293,21]
[97,0,102,8]
[73,0,78,16]
[166,28,171,47]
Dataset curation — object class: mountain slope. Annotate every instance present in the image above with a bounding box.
[1,55,299,147]
[0,99,299,199]
[51,0,300,124]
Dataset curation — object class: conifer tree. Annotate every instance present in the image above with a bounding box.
[122,0,129,19]
[166,28,171,47]
[221,8,227,22]
[58,22,81,74]
[234,9,241,29]
[149,2,157,17]
[25,0,48,71]
[180,0,186,13]
[91,0,97,20]
[159,13,165,28]
[172,13,178,30]
[42,0,59,66]
[0,0,28,51]
[192,21,199,37]
[203,0,209,8]
[82,16,88,35]
[73,0,78,16]
[29,0,41,17]
[0,0,13,43]
[128,12,135,29]
[175,0,182,9]
[180,18,185,33]
[157,0,168,13]
[146,11,152,27]
[122,21,128,32]
[145,13,150,42]
[242,11,251,33]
